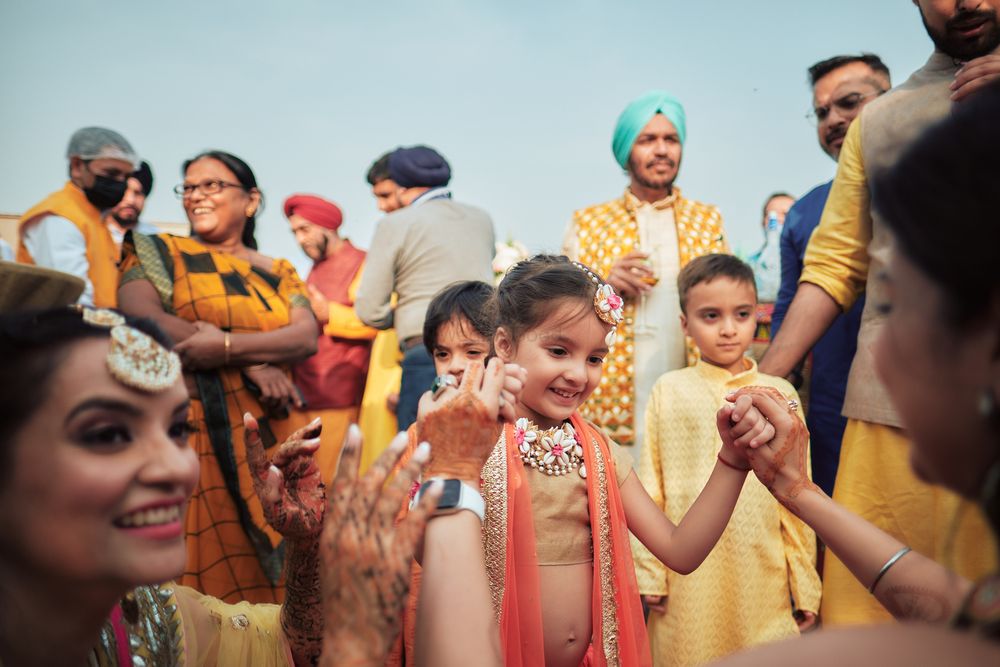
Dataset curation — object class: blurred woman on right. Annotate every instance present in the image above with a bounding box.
[713,83,1000,664]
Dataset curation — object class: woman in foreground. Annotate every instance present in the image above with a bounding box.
[0,306,442,666]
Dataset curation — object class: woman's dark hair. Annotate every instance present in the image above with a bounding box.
[183,150,263,250]
[494,254,604,342]
[423,281,496,352]
[872,82,1000,326]
[0,308,173,480]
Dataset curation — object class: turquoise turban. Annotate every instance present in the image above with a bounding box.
[611,90,687,169]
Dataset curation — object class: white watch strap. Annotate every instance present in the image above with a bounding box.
[411,478,485,522]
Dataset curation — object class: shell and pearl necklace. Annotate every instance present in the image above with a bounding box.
[514,417,587,478]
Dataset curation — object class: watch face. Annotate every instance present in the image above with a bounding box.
[437,479,462,510]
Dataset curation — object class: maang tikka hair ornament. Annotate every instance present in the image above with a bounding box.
[80,307,182,393]
[571,261,624,346]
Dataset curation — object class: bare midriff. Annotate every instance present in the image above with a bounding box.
[540,561,593,667]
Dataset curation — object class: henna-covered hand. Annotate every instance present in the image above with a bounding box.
[725,386,819,515]
[320,427,441,667]
[417,358,508,482]
[245,413,325,540]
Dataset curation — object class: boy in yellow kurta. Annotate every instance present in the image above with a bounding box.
[632,254,821,666]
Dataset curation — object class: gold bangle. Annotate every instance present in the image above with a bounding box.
[224,332,231,365]
[246,363,269,372]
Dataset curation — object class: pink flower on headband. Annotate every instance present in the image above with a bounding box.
[594,284,624,326]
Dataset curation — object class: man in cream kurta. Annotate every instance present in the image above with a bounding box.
[760,0,1000,624]
[563,91,727,457]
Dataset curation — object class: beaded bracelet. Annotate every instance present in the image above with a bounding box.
[868,546,912,594]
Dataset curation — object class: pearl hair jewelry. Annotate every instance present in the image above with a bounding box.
[79,307,182,393]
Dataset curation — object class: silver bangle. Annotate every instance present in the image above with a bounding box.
[868,546,912,594]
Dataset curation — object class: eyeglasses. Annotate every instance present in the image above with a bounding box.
[807,90,884,124]
[173,180,245,198]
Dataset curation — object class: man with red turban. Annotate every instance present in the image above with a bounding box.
[281,193,376,478]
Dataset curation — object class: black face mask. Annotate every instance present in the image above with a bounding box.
[84,174,128,210]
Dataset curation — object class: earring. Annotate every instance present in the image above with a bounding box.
[245,208,256,218]
[979,390,998,419]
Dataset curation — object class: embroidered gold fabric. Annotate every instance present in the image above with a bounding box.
[571,189,728,446]
[91,584,184,666]
[590,434,619,665]
[481,431,509,620]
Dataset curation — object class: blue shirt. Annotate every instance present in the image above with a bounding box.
[772,181,863,495]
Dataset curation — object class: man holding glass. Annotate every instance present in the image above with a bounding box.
[562,91,727,456]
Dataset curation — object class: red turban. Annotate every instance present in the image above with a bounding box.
[283,193,343,231]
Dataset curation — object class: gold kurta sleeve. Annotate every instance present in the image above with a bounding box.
[799,118,872,312]
[323,265,379,340]
[632,382,670,597]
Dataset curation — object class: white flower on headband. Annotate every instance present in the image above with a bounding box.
[594,284,624,326]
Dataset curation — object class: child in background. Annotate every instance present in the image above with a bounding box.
[633,254,821,667]
[388,279,500,666]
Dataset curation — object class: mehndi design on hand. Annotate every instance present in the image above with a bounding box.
[320,428,439,667]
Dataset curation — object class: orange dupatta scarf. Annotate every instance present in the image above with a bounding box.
[483,415,650,666]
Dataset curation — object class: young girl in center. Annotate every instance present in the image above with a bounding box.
[487,255,773,666]
[396,255,772,667]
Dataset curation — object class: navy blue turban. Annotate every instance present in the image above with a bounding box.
[388,145,451,188]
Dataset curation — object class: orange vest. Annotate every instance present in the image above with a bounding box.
[17,181,120,308]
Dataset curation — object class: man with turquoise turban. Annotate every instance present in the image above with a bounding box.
[562,90,728,456]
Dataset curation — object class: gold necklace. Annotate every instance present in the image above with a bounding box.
[514,418,586,478]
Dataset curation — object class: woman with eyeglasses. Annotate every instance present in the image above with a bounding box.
[117,150,318,605]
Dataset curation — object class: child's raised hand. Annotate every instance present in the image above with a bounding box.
[500,362,527,423]
[716,393,775,469]
[416,358,506,482]
[725,386,819,515]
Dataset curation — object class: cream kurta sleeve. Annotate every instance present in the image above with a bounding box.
[631,381,670,597]
[799,117,872,312]
[777,390,822,614]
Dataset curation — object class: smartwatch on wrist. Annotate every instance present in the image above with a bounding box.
[410,478,485,522]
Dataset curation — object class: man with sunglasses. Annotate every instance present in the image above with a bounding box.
[17,127,139,307]
[762,0,1000,627]
[772,55,889,502]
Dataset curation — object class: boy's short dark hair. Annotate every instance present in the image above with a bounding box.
[677,254,757,313]
[423,281,496,353]
[366,151,393,186]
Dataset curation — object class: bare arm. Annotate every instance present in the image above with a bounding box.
[416,512,501,667]
[118,279,317,366]
[735,386,972,622]
[117,279,198,343]
[759,283,840,377]
[623,395,774,574]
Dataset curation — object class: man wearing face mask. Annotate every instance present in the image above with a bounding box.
[104,160,157,248]
[17,127,139,307]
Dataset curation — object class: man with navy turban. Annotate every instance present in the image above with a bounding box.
[356,145,495,430]
[562,91,728,456]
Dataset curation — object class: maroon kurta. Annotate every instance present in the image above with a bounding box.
[294,241,372,409]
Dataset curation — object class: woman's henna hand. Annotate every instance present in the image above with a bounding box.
[244,413,325,540]
[320,428,440,667]
[726,386,819,515]
[417,358,506,481]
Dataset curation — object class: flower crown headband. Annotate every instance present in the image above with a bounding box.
[78,307,182,393]
[571,261,624,346]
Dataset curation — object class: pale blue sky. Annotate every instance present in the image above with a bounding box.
[0,1,934,275]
